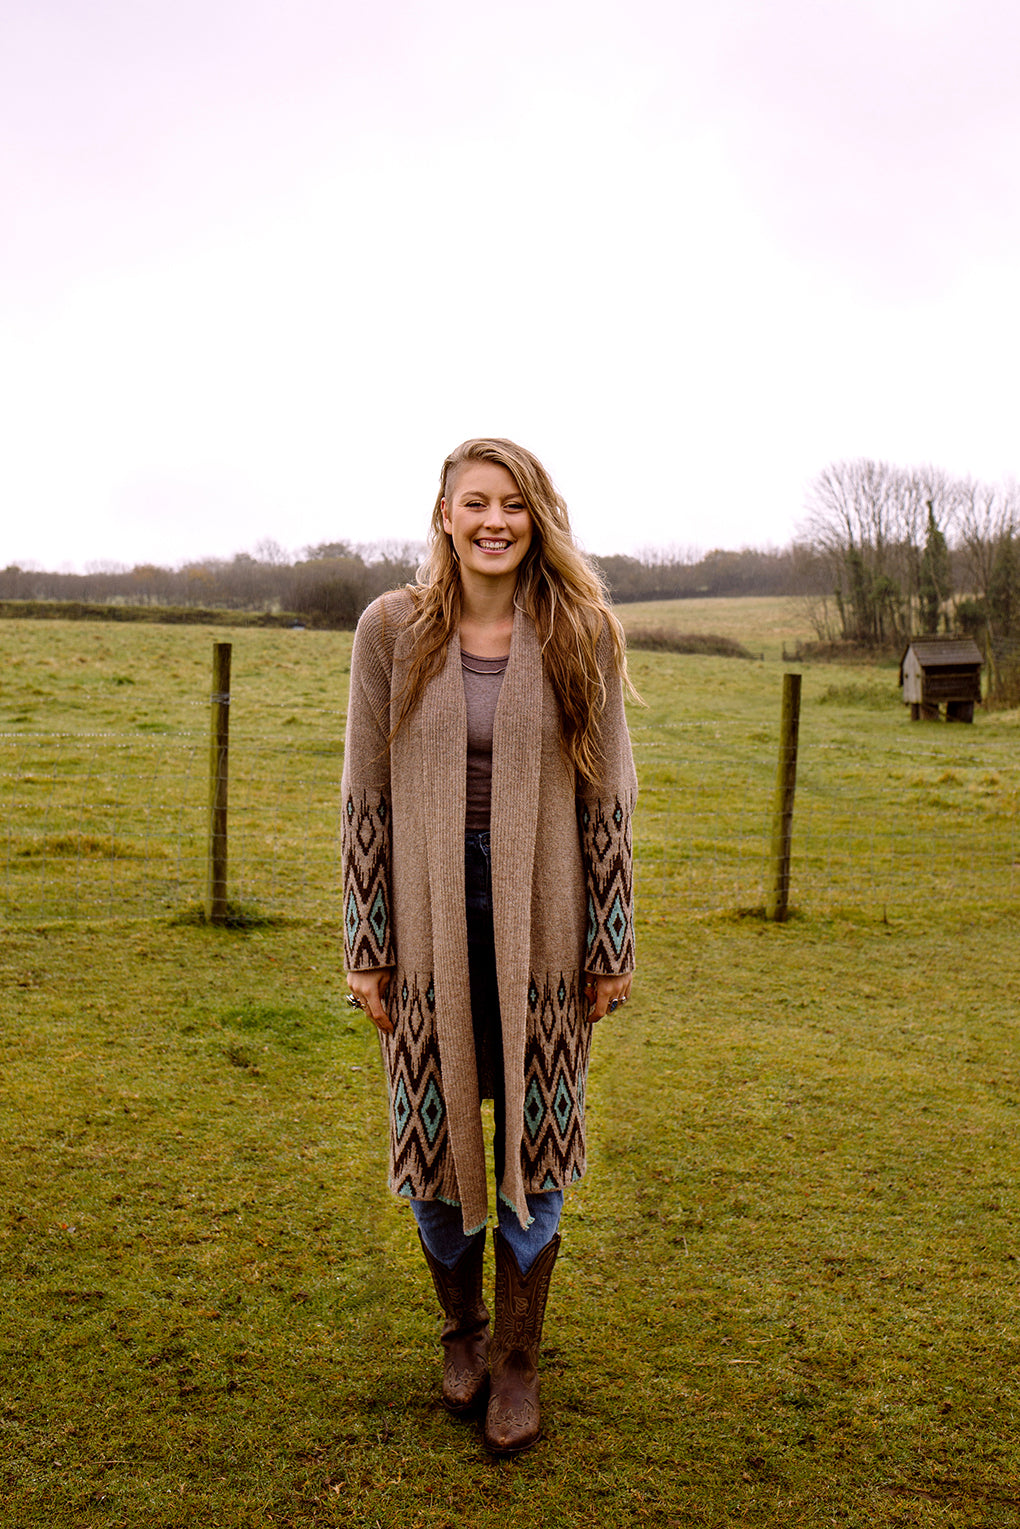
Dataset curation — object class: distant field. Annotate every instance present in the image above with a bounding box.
[2,613,1019,1527]
[615,594,820,661]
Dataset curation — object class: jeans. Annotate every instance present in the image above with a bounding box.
[413,1186,564,1274]
[412,830,564,1274]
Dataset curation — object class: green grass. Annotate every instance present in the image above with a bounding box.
[2,607,1019,1527]
[0,621,352,923]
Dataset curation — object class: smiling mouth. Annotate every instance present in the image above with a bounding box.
[476,539,511,551]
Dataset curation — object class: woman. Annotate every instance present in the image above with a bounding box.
[342,438,636,1454]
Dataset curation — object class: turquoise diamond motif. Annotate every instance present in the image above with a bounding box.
[369,886,388,946]
[393,1076,410,1141]
[552,1072,573,1136]
[426,977,435,1012]
[557,975,567,1008]
[528,977,539,1011]
[607,892,627,955]
[541,1171,557,1191]
[345,890,359,947]
[420,1078,445,1147]
[523,1078,545,1143]
[586,893,597,952]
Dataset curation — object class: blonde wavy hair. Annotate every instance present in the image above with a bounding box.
[392,437,634,784]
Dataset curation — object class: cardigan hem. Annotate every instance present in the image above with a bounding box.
[498,1183,535,1229]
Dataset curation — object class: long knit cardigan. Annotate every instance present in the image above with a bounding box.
[341,589,637,1235]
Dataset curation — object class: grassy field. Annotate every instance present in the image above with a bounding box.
[615,595,818,662]
[2,601,1019,1527]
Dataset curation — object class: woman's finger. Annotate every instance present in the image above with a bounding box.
[584,974,632,1024]
[346,970,394,1034]
[369,975,392,1032]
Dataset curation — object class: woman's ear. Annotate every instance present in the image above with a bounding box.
[441,497,452,535]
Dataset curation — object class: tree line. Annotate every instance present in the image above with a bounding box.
[0,541,424,628]
[2,462,1017,669]
[0,539,829,620]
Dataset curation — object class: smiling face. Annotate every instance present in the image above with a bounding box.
[441,460,534,585]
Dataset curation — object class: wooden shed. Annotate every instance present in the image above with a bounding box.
[899,636,983,722]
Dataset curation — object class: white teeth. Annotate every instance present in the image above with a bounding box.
[477,540,509,550]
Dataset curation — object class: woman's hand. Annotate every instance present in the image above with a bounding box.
[583,972,633,1024]
[346,967,394,1035]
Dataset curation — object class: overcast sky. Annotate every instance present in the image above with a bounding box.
[3,0,1019,572]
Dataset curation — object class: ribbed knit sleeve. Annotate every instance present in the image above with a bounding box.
[577,627,638,975]
[341,598,399,971]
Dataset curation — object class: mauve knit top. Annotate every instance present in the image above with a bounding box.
[461,649,509,832]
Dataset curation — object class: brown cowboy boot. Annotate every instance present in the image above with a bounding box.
[484,1229,560,1455]
[418,1229,490,1414]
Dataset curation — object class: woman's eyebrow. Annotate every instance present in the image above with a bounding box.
[456,489,526,502]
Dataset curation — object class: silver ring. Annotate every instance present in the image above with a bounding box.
[607,998,619,1013]
[345,993,363,1010]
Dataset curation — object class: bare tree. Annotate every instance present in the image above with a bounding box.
[253,538,290,566]
[956,480,1016,604]
[803,459,907,644]
[803,458,973,646]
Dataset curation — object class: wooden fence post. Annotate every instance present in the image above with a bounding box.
[766,672,802,923]
[205,642,231,924]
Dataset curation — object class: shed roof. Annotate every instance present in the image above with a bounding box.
[899,636,983,670]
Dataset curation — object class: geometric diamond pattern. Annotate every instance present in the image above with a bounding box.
[369,884,388,947]
[552,1071,574,1136]
[593,816,612,861]
[519,971,590,1192]
[523,1077,545,1144]
[393,1075,411,1141]
[420,1077,445,1148]
[578,793,634,973]
[345,889,360,949]
[341,787,395,970]
[606,891,627,957]
[381,971,460,1206]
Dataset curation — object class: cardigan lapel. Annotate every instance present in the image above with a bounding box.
[489,606,544,1219]
[418,629,489,1232]
[490,605,543,968]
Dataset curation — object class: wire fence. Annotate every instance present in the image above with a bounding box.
[634,718,1018,918]
[2,714,1016,927]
